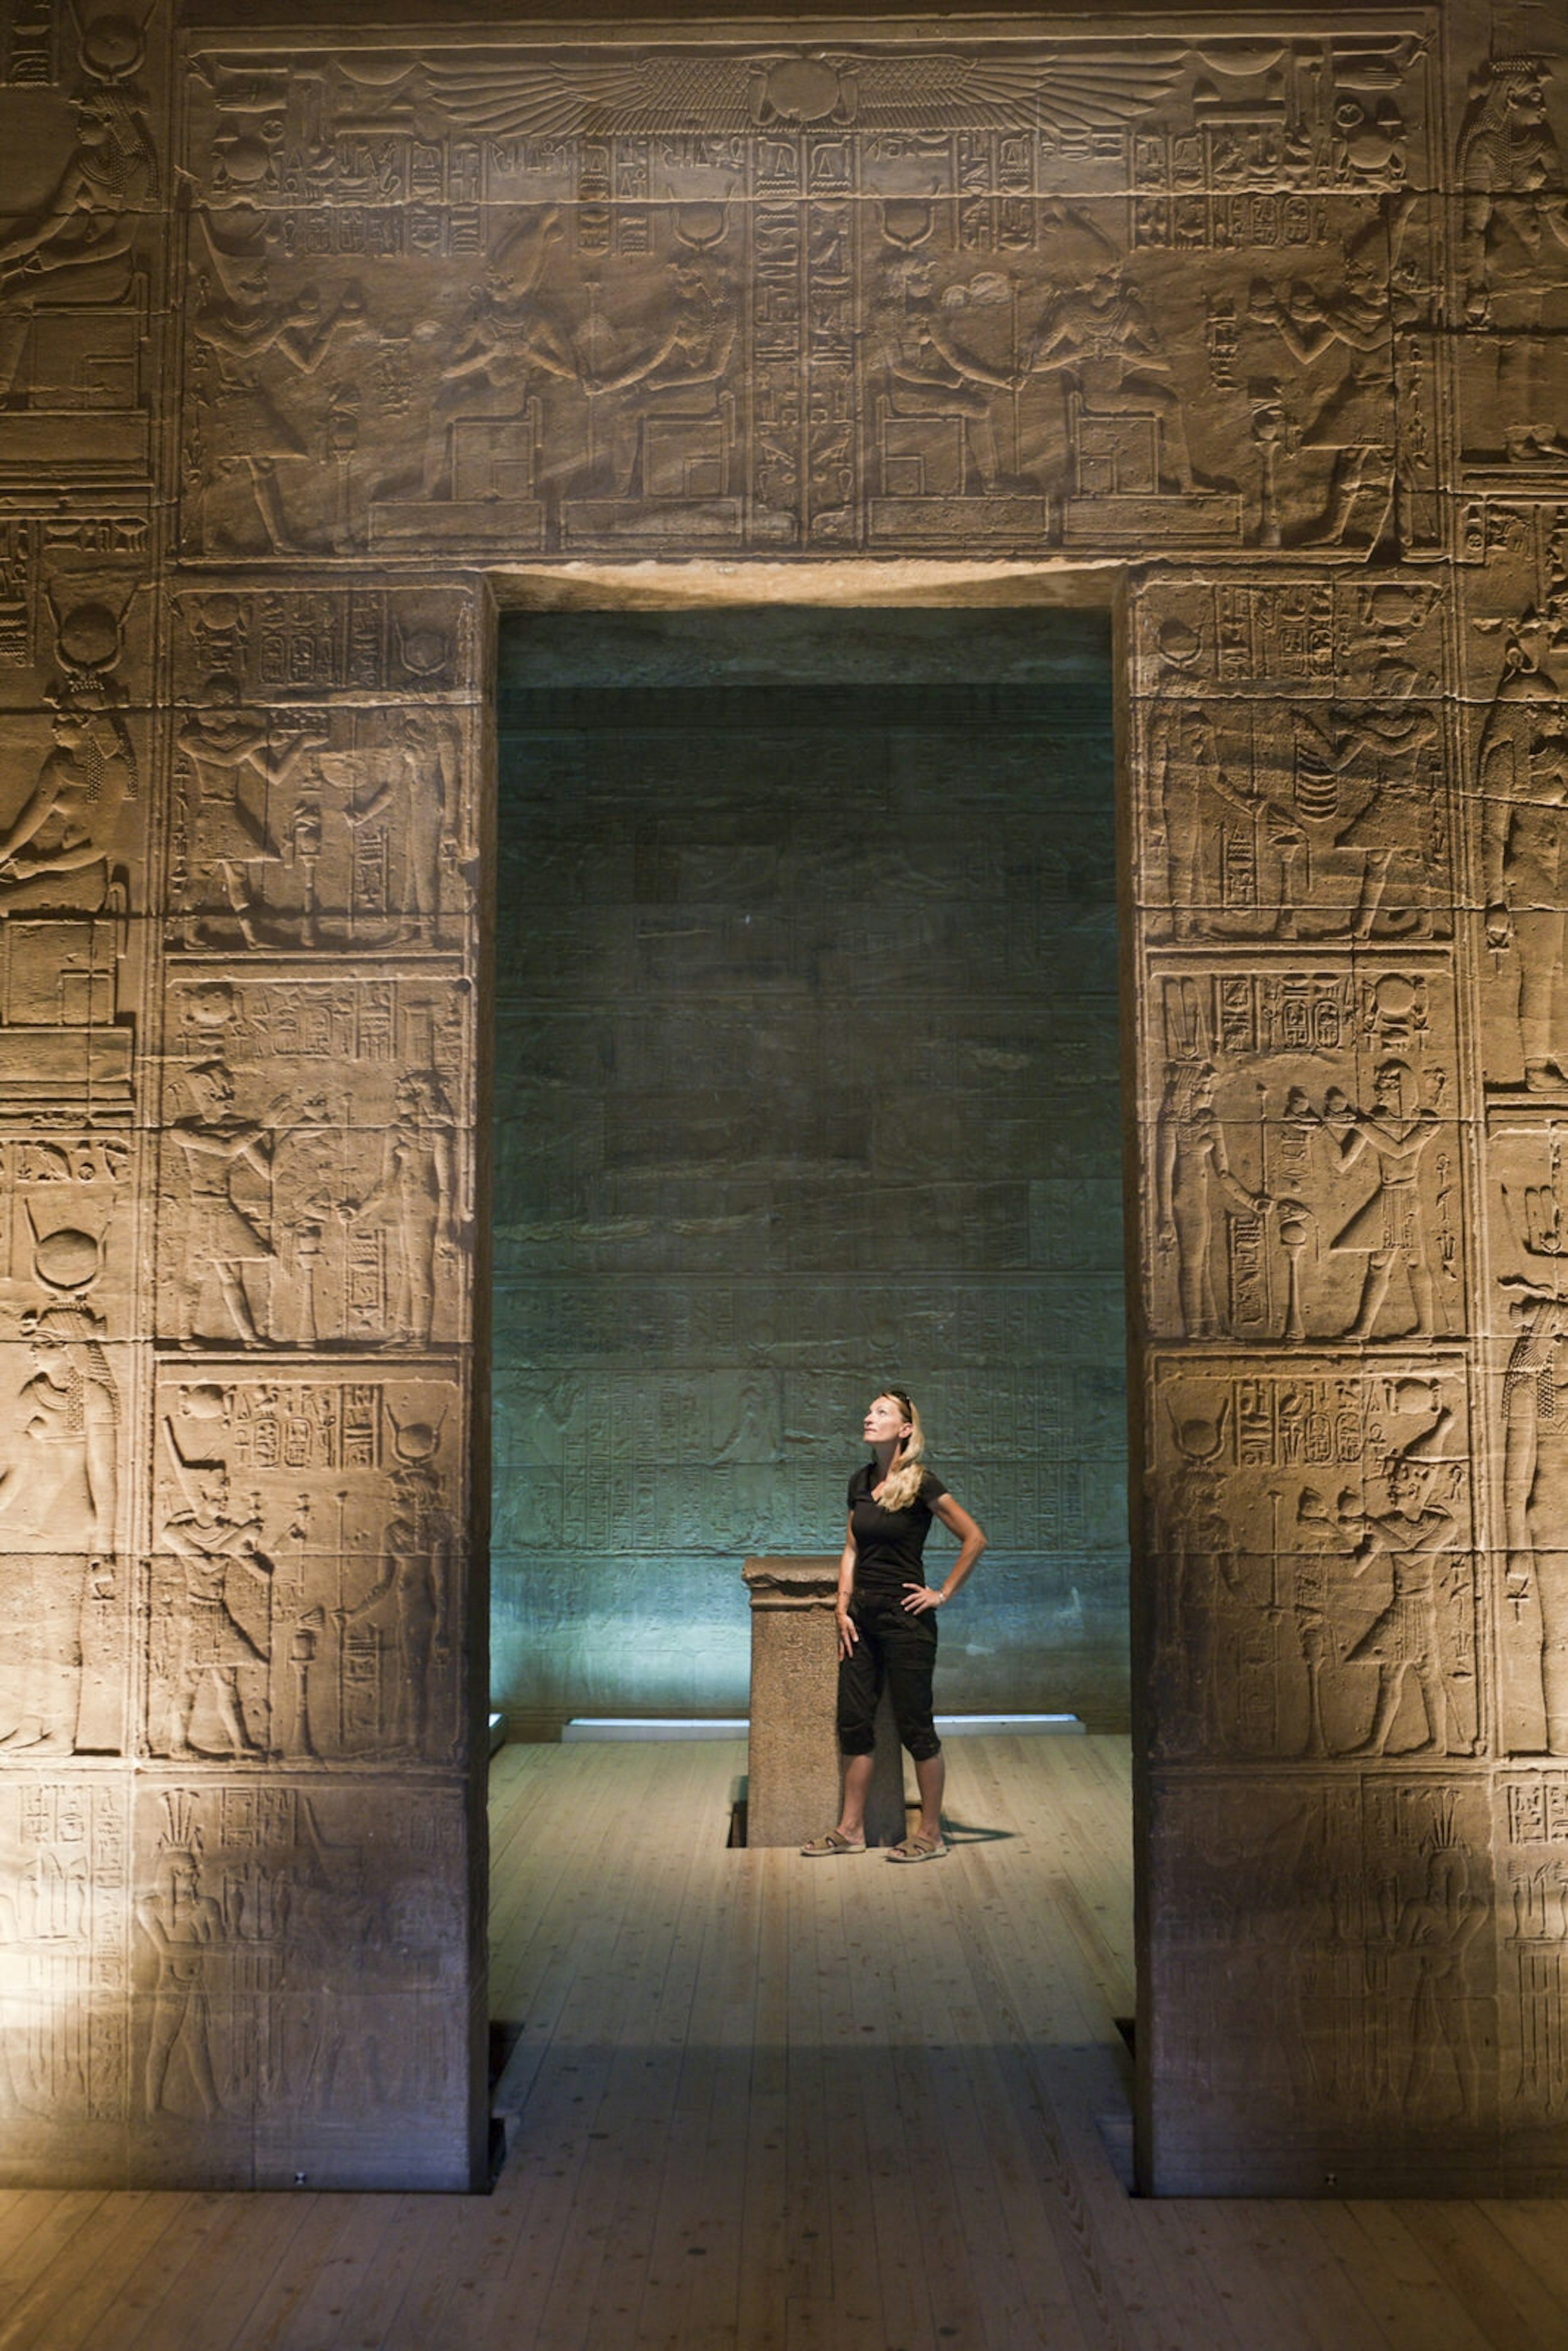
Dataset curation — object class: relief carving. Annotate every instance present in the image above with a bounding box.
[134,1782,463,2126]
[1140,575,1452,948]
[1154,1363,1479,1764]
[171,697,466,952]
[1146,643,1445,946]
[1494,1247,1568,1757]
[1477,614,1568,1092]
[178,32,1442,560]
[0,15,159,484]
[0,1781,126,2126]
[183,204,368,557]
[1149,961,1461,1345]
[149,1374,460,1766]
[0,1305,122,1755]
[1458,52,1568,473]
[0,0,1536,2197]
[157,1436,274,1763]
[157,977,468,1351]
[0,557,143,1108]
[1153,1776,1492,2134]
[1503,1774,1568,2117]
[171,584,470,703]
[1027,260,1241,544]
[1245,194,1415,550]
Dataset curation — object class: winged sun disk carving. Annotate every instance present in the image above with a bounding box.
[415,45,1188,140]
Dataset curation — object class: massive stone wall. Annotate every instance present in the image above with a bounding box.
[0,0,1561,2193]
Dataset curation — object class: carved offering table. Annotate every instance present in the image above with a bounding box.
[742,1557,907,1849]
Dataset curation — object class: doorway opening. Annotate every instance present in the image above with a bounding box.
[488,597,1130,1750]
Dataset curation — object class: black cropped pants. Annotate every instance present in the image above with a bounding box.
[836,1592,942,1764]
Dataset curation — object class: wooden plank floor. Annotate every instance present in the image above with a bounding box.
[3,1736,1568,2350]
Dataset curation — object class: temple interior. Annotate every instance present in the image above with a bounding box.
[5,0,1568,2332]
[490,605,1129,1736]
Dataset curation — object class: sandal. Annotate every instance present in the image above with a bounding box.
[887,1833,946,1863]
[800,1828,866,1856]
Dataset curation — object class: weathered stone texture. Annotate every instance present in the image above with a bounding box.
[0,0,1561,2195]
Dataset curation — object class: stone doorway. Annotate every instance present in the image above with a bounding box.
[487,586,1131,1756]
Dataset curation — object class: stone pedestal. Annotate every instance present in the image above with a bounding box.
[742,1558,907,1849]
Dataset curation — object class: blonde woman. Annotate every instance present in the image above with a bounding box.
[802,1387,986,1863]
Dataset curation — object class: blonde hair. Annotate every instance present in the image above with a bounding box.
[873,1388,927,1512]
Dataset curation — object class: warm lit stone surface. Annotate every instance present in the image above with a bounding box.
[741,1556,843,1848]
[0,0,1559,2196]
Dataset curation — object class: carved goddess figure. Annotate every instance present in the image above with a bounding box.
[875,254,1016,496]
[0,1305,118,1751]
[0,83,157,298]
[1502,1286,1568,1752]
[347,1070,457,1345]
[336,1510,444,1755]
[341,710,459,943]
[1480,629,1568,1090]
[1155,1060,1269,1340]
[0,695,134,907]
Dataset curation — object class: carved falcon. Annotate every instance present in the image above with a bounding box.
[416,45,1187,139]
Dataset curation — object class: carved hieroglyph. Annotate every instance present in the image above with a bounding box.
[0,0,1561,2195]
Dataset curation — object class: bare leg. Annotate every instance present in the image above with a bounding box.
[914,1750,945,1843]
[837,1752,874,1841]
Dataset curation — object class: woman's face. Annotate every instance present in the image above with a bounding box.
[863,1394,912,1449]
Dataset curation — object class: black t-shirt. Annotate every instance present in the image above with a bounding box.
[846,1463,949,1598]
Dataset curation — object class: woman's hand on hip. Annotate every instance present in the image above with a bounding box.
[836,1606,858,1659]
[901,1583,945,1614]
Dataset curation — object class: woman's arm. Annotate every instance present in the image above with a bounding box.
[902,1492,987,1613]
[835,1515,858,1659]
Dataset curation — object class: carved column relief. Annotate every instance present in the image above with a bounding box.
[0,0,165,2185]
[142,574,483,2184]
[0,0,1559,2195]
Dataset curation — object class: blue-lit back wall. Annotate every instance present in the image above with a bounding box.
[491,607,1126,1730]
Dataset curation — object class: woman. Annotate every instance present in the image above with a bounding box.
[802,1388,985,1862]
